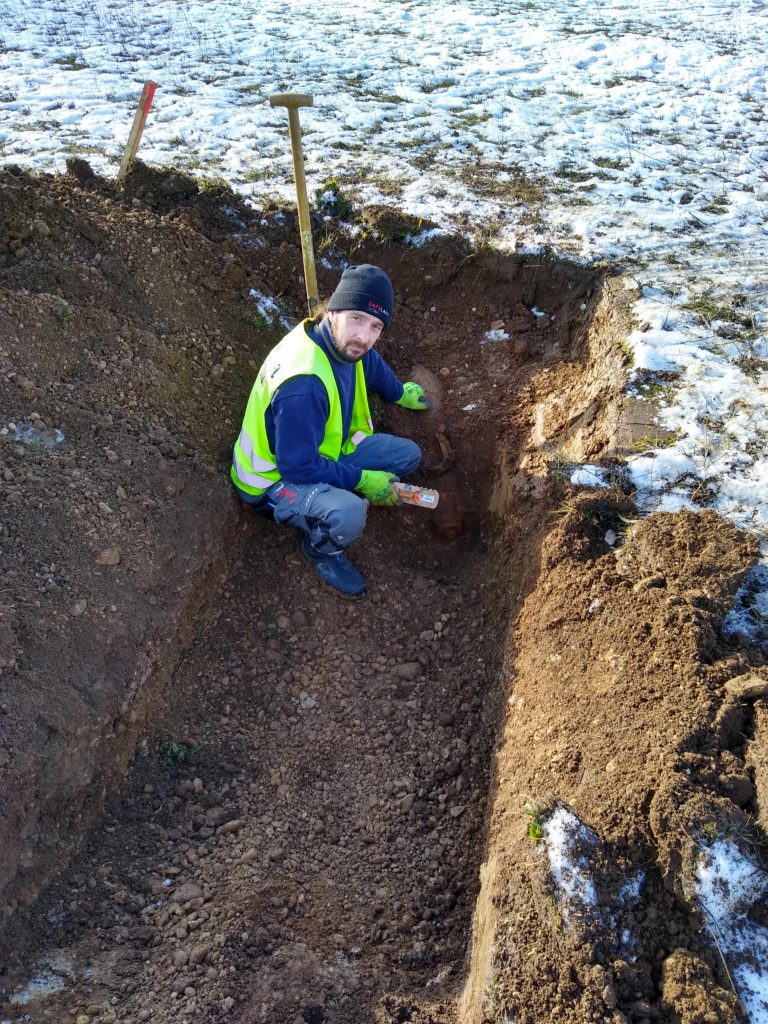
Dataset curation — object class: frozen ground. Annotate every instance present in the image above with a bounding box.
[1,0,767,598]
[695,839,768,1023]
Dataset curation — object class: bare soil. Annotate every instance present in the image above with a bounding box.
[0,163,766,1024]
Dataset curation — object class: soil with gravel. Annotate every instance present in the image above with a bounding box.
[1,162,766,1024]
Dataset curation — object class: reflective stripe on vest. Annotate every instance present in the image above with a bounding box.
[231,458,274,491]
[237,427,277,472]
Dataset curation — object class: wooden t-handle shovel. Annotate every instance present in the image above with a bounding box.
[269,93,319,317]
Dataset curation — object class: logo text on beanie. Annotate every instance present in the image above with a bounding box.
[367,301,390,319]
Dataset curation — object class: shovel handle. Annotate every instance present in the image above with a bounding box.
[269,93,319,315]
[269,93,313,109]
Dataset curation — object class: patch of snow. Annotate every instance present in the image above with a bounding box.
[723,560,768,649]
[695,840,768,1023]
[13,423,64,447]
[8,951,75,1006]
[404,227,446,248]
[570,464,610,487]
[9,971,66,1005]
[618,871,645,905]
[481,328,509,344]
[248,289,294,330]
[543,805,598,911]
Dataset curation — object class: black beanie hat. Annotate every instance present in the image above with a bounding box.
[327,264,395,326]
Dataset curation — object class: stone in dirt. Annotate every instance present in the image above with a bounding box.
[724,672,768,700]
[96,547,121,566]
[172,882,204,904]
[189,943,211,965]
[395,662,422,680]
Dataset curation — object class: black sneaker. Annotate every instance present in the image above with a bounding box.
[298,534,367,599]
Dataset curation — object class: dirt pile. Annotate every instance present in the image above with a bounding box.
[0,160,282,923]
[460,503,764,1023]
[1,163,766,1024]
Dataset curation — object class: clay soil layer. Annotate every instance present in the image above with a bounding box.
[1,165,766,1024]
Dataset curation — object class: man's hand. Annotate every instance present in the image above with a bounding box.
[356,470,400,507]
[395,381,431,410]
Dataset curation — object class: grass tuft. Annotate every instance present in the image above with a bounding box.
[525,800,544,842]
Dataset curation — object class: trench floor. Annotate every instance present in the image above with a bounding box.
[1,506,508,1024]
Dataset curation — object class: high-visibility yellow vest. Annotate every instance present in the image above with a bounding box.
[230,320,374,496]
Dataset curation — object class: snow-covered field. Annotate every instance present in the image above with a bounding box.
[1,0,767,613]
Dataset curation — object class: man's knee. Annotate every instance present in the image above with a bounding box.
[394,438,422,477]
[329,491,368,548]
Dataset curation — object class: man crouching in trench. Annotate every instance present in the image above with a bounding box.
[230,264,430,598]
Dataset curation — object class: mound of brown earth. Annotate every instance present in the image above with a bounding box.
[1,163,765,1024]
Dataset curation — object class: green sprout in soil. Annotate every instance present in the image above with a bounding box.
[618,337,635,366]
[634,374,680,403]
[52,300,72,325]
[638,382,671,401]
[317,227,340,255]
[547,893,564,932]
[550,501,578,518]
[449,109,492,129]
[701,822,735,846]
[702,822,720,845]
[699,195,729,215]
[199,175,229,191]
[484,972,503,1022]
[525,800,544,843]
[631,429,681,452]
[161,739,203,769]
[53,54,88,71]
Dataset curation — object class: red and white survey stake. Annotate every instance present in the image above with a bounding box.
[117,80,157,182]
[392,482,440,509]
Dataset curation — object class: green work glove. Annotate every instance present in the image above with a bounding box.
[356,469,400,507]
[395,381,431,410]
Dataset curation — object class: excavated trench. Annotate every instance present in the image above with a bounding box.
[1,170,765,1024]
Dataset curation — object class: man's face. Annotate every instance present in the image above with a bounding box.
[328,310,384,363]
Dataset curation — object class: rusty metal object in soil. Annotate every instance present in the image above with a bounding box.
[432,490,465,539]
[423,424,455,477]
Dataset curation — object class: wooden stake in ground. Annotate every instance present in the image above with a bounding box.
[117,81,157,183]
[269,93,319,316]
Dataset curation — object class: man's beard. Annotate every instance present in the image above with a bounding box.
[329,318,363,363]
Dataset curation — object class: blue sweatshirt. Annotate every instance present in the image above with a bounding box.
[265,319,405,490]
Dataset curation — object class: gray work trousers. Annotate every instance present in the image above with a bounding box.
[237,433,421,554]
